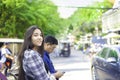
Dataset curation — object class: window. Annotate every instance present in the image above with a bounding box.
[107,48,118,60]
[98,47,109,59]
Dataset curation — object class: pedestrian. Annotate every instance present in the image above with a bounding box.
[18,25,50,80]
[43,35,64,80]
[0,42,14,75]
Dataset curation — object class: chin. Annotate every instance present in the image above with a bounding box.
[38,44,42,46]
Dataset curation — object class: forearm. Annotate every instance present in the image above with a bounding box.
[5,54,13,60]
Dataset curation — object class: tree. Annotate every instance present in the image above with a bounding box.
[0,0,66,38]
[68,0,113,38]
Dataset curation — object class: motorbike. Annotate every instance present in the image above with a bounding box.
[59,42,71,57]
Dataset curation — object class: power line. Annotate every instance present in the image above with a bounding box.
[56,5,113,10]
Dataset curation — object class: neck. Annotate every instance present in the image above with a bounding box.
[33,47,38,51]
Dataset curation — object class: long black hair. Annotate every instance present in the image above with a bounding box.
[0,42,3,48]
[18,25,44,80]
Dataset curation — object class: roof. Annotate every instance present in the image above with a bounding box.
[0,38,23,43]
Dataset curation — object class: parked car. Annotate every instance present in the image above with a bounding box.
[91,45,120,80]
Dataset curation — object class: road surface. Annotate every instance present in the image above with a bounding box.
[51,48,92,80]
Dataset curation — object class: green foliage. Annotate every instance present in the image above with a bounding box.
[0,0,114,39]
[0,0,65,38]
[68,0,113,38]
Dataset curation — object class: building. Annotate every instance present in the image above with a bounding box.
[102,0,120,44]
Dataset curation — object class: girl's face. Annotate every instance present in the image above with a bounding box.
[31,29,43,47]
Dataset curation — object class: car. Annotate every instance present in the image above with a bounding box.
[91,45,120,80]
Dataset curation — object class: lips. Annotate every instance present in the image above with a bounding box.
[38,41,42,44]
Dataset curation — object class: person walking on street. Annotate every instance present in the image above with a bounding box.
[18,25,50,80]
[43,35,64,80]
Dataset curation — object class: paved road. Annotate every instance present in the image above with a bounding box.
[51,48,92,80]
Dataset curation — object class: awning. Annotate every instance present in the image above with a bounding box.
[0,38,23,43]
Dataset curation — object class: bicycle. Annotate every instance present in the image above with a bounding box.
[6,62,19,80]
[0,69,18,80]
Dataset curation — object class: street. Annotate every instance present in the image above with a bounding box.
[7,48,92,80]
[51,48,92,80]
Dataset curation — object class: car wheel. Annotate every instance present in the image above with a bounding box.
[91,67,99,80]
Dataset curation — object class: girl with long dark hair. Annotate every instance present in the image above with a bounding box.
[18,25,50,80]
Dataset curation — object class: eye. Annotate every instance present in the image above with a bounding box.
[40,34,43,37]
[34,34,38,37]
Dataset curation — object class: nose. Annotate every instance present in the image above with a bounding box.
[38,35,43,40]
